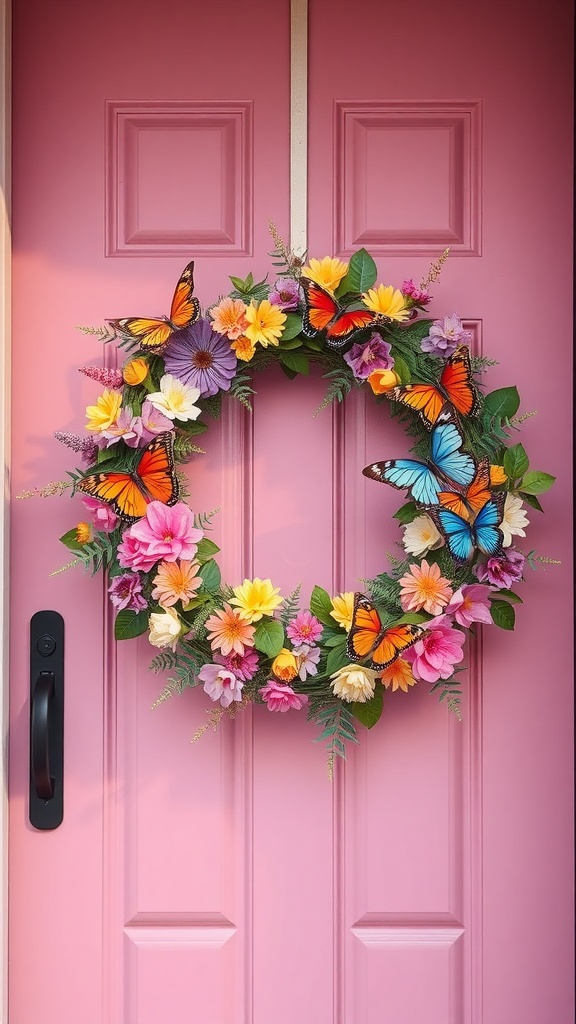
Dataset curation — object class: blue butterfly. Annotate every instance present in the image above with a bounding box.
[362,422,476,506]
[429,495,505,563]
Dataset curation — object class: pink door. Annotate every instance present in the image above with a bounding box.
[9,1,573,1022]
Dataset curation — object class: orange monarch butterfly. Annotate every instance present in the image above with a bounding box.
[77,432,179,524]
[387,345,480,429]
[433,457,493,521]
[346,593,429,670]
[300,277,383,349]
[107,261,200,351]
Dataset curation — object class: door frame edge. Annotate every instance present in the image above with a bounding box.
[1,0,10,1020]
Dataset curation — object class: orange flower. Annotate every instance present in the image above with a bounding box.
[151,559,202,607]
[231,335,256,362]
[398,559,453,616]
[205,603,255,656]
[489,464,507,486]
[75,521,92,544]
[123,357,149,386]
[381,657,417,692]
[271,648,299,682]
[210,297,249,340]
[367,368,400,394]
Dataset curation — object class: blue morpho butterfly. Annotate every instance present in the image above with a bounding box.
[362,421,476,506]
[427,494,506,563]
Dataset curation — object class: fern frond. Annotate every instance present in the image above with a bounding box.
[193,507,221,531]
[279,584,302,627]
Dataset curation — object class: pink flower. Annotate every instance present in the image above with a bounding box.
[286,609,323,646]
[82,496,120,533]
[402,279,431,304]
[268,278,300,310]
[404,616,465,683]
[101,406,143,448]
[293,643,321,680]
[198,663,244,708]
[398,558,453,615]
[446,584,494,627]
[108,572,147,612]
[117,501,203,572]
[475,548,525,589]
[259,681,308,712]
[139,399,174,444]
[215,648,260,681]
[343,334,394,380]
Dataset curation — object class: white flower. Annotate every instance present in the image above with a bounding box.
[402,514,444,557]
[293,643,321,681]
[147,374,201,422]
[330,663,378,703]
[500,493,529,547]
[148,607,182,650]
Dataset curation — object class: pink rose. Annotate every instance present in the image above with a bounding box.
[260,681,308,712]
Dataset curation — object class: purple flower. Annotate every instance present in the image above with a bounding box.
[139,399,174,444]
[404,615,465,683]
[101,406,143,448]
[215,648,260,681]
[420,314,472,358]
[268,278,300,311]
[475,548,525,589]
[445,584,494,627]
[54,431,99,465]
[82,496,120,533]
[164,319,237,398]
[108,572,147,612]
[343,334,394,380]
[286,609,323,646]
[293,643,321,680]
[198,663,244,708]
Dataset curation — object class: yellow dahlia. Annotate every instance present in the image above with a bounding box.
[330,592,355,631]
[362,284,410,322]
[301,256,348,293]
[230,577,282,623]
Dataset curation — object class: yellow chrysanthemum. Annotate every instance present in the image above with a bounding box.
[230,577,282,623]
[122,357,149,386]
[380,657,417,692]
[362,284,410,322]
[489,464,507,486]
[85,389,123,432]
[330,591,355,631]
[244,301,286,348]
[272,648,299,683]
[231,335,257,362]
[301,256,348,293]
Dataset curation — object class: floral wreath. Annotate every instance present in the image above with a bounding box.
[25,228,556,768]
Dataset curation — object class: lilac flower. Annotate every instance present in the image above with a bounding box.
[445,584,494,627]
[101,406,143,448]
[54,431,99,465]
[286,609,323,646]
[268,278,300,311]
[164,319,237,397]
[79,365,124,390]
[420,314,472,358]
[139,399,174,444]
[343,334,394,380]
[198,663,244,708]
[82,496,120,533]
[293,643,321,681]
[475,548,525,589]
[215,648,260,681]
[108,572,147,612]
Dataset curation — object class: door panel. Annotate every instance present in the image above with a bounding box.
[10,1,573,1022]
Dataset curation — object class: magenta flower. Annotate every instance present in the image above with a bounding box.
[164,319,237,397]
[404,616,465,683]
[108,572,147,612]
[215,648,260,681]
[286,609,323,646]
[101,406,143,448]
[475,548,525,589]
[117,501,203,572]
[82,496,120,533]
[139,399,174,444]
[420,314,472,358]
[344,334,394,379]
[269,278,300,310]
[260,681,308,712]
[446,584,494,627]
[402,279,431,304]
[198,663,244,708]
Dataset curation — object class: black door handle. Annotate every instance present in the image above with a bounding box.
[29,611,64,829]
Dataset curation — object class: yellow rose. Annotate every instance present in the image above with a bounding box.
[330,663,378,703]
[272,648,299,683]
[123,357,149,386]
[367,369,400,395]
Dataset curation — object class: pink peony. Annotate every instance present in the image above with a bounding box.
[446,584,494,627]
[259,681,308,712]
[82,495,120,533]
[198,663,244,708]
[404,616,466,683]
[117,501,203,572]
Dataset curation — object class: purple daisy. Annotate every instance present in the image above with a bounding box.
[164,319,237,398]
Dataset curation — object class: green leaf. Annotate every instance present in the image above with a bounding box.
[181,592,212,612]
[310,585,336,626]
[483,386,520,420]
[490,600,516,630]
[198,558,221,593]
[176,418,209,436]
[338,248,377,295]
[59,527,84,552]
[278,336,303,350]
[393,501,419,525]
[114,609,149,640]
[392,354,411,385]
[350,686,384,729]
[229,275,248,291]
[326,644,350,675]
[495,588,523,604]
[518,470,556,495]
[195,537,220,564]
[519,491,544,512]
[253,618,284,658]
[280,312,304,341]
[396,611,430,625]
[503,443,529,481]
[280,350,309,375]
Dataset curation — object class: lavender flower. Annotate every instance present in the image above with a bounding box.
[268,278,300,311]
[420,314,472,358]
[54,431,99,464]
[343,334,394,380]
[164,319,237,398]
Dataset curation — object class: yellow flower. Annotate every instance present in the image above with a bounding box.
[367,368,400,395]
[330,663,378,703]
[231,335,256,361]
[381,657,417,692]
[330,592,355,631]
[123,357,149,386]
[272,648,299,683]
[489,464,507,486]
[301,256,348,293]
[244,301,286,348]
[85,389,122,432]
[362,284,410,322]
[148,607,182,651]
[210,297,249,340]
[75,521,92,544]
[230,577,282,623]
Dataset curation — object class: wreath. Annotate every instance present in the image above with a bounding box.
[26,230,556,767]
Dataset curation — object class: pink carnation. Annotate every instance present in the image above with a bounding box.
[259,681,308,712]
[404,616,465,683]
[215,648,260,681]
[286,609,323,646]
[117,501,203,572]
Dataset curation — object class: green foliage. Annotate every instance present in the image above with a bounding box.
[310,585,336,626]
[350,686,384,729]
[229,368,256,410]
[309,700,359,764]
[193,507,221,531]
[518,470,555,495]
[195,537,220,563]
[253,618,285,657]
[228,271,269,301]
[337,247,377,295]
[198,559,221,593]
[430,679,462,719]
[315,365,359,413]
[114,609,149,640]
[490,600,516,630]
[280,350,309,375]
[279,585,302,627]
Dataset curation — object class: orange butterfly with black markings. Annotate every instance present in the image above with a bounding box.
[107,261,200,351]
[346,593,429,670]
[433,457,493,521]
[77,432,179,523]
[301,277,383,349]
[387,345,479,429]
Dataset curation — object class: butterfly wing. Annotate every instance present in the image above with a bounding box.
[325,308,379,349]
[300,278,339,337]
[471,495,505,557]
[430,507,475,562]
[363,459,443,505]
[387,382,449,429]
[77,433,179,524]
[439,346,479,418]
[370,623,429,669]
[136,432,179,506]
[464,458,492,514]
[107,262,200,350]
[430,422,476,488]
[78,472,150,523]
[347,594,428,669]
